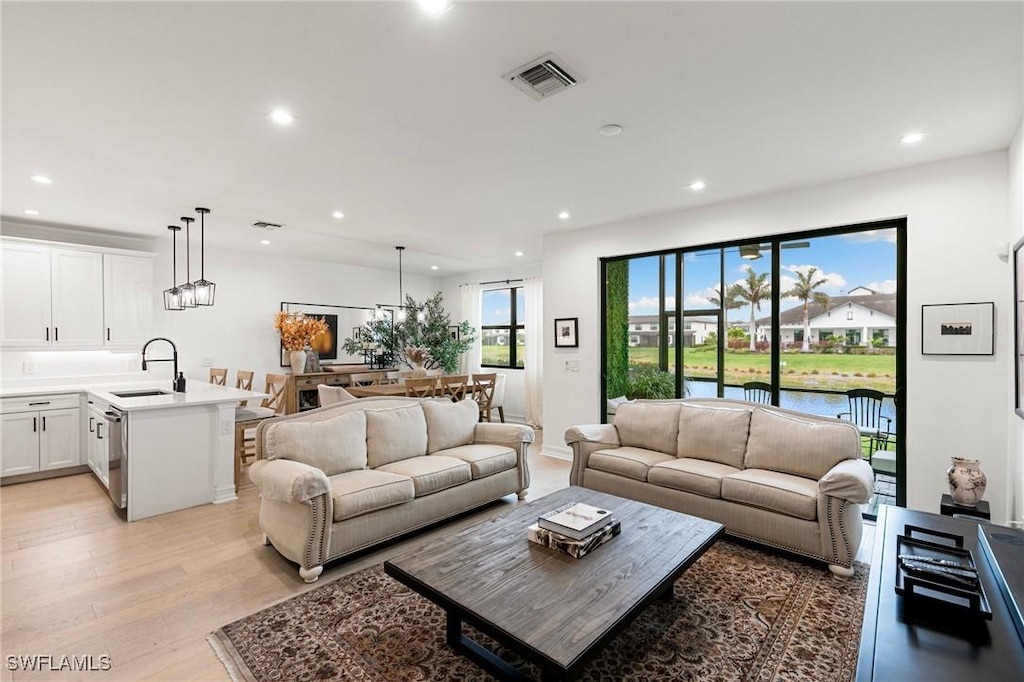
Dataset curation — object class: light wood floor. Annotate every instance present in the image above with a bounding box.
[0,437,571,681]
[1,439,874,681]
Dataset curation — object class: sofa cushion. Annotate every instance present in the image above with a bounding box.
[613,402,681,455]
[365,405,428,468]
[437,443,517,479]
[377,455,472,497]
[721,469,819,521]
[422,398,479,454]
[329,469,415,522]
[677,403,751,469]
[589,447,675,482]
[264,410,367,476]
[648,457,741,498]
[744,408,860,479]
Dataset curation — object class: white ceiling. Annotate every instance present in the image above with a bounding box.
[2,1,1021,275]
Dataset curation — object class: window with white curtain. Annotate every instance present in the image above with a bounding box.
[481,287,525,368]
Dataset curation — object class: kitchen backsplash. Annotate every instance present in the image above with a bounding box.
[1,350,147,387]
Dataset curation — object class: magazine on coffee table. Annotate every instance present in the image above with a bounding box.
[538,502,613,540]
[528,519,621,559]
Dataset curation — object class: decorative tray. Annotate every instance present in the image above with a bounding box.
[895,524,992,620]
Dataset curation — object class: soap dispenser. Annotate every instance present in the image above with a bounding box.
[174,372,187,393]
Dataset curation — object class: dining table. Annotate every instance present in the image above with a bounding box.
[346,383,418,398]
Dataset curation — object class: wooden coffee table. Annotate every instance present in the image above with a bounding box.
[384,486,724,681]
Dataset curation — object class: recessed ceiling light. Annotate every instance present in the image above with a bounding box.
[416,0,453,18]
[688,180,707,191]
[23,209,39,215]
[598,124,623,137]
[558,211,571,220]
[260,239,271,245]
[269,109,294,126]
[331,210,345,219]
[514,251,524,257]
[30,175,53,184]
[899,131,926,145]
[431,265,439,270]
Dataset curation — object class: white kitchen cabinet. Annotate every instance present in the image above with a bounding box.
[103,253,155,345]
[0,240,104,347]
[85,402,108,485]
[0,395,80,477]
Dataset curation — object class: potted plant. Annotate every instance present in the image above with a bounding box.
[274,312,329,374]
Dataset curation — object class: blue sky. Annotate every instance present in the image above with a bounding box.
[481,288,526,325]
[627,228,897,320]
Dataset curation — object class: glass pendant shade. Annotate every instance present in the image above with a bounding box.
[179,282,197,308]
[193,207,216,306]
[163,225,185,311]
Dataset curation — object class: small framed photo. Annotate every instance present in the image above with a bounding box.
[449,325,460,342]
[921,302,994,355]
[352,327,363,341]
[554,317,579,348]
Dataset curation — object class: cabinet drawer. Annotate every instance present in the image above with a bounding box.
[296,377,319,388]
[326,374,350,386]
[0,393,80,414]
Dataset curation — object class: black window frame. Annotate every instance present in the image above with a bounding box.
[481,286,525,370]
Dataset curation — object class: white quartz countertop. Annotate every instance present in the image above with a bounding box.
[1,381,267,412]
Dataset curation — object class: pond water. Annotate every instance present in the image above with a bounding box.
[687,381,898,434]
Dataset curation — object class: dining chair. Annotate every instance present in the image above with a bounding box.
[209,367,227,386]
[440,374,469,401]
[235,369,255,407]
[470,373,497,421]
[404,377,440,398]
[350,372,384,387]
[318,384,356,406]
[486,373,506,422]
[742,381,772,405]
[234,373,288,492]
[837,388,892,453]
[384,371,402,385]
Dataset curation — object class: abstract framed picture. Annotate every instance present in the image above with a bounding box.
[921,302,994,356]
[449,325,461,342]
[554,317,579,348]
[1014,235,1024,418]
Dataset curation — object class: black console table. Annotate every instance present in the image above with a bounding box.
[856,506,1024,680]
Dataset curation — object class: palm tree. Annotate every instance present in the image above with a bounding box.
[784,267,830,352]
[732,267,771,351]
[707,285,742,312]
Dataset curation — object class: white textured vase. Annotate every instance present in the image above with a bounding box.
[289,350,307,375]
[410,362,427,378]
[947,457,987,507]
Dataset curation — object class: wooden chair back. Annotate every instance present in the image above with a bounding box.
[262,373,289,415]
[471,373,497,420]
[742,381,772,405]
[350,372,384,387]
[404,377,439,398]
[235,370,254,391]
[209,368,227,386]
[440,374,469,401]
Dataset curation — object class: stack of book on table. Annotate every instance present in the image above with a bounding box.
[528,502,621,559]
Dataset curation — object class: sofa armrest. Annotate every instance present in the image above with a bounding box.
[819,458,874,504]
[473,422,535,447]
[564,424,619,447]
[249,458,331,504]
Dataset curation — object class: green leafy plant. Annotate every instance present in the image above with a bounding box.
[605,260,630,399]
[624,364,678,400]
[341,292,476,374]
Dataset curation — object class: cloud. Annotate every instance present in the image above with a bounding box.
[863,279,897,294]
[489,307,511,319]
[842,229,898,244]
[629,295,676,313]
[780,264,847,297]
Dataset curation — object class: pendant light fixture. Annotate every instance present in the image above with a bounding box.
[163,225,185,311]
[394,246,407,322]
[192,207,216,306]
[178,216,197,307]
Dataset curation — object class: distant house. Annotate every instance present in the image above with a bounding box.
[753,288,896,347]
[627,315,716,347]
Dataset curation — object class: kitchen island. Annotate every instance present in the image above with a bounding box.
[1,381,266,521]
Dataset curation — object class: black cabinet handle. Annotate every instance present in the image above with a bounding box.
[28,401,50,406]
[96,423,104,439]
[45,327,49,341]
[41,416,46,431]
[54,327,58,342]
[32,417,37,432]
[89,417,95,433]
[107,328,111,341]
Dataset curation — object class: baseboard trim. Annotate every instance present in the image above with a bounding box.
[212,485,238,504]
[541,445,571,461]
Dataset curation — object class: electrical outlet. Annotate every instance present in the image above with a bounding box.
[202,357,214,368]
[220,417,232,435]
[22,361,36,375]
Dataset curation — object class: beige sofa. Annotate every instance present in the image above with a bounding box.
[250,396,533,582]
[565,399,874,576]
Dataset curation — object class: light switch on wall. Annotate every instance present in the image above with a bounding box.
[22,361,36,375]
[564,359,580,372]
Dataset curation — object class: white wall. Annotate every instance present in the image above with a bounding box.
[441,263,541,424]
[1009,118,1024,525]
[543,151,1015,522]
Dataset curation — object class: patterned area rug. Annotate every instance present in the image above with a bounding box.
[210,541,867,681]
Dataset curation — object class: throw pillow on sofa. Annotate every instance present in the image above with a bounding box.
[744,408,860,480]
[263,409,367,476]
[421,398,478,454]
[614,402,680,455]
[365,404,428,468]
[677,402,751,469]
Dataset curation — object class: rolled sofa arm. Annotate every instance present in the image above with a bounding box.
[474,422,534,497]
[564,424,621,488]
[819,458,874,504]
[249,458,331,504]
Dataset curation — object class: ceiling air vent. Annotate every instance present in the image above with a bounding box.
[503,53,581,101]
[252,221,284,231]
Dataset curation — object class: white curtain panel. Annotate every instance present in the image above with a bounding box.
[460,283,483,376]
[524,276,543,427]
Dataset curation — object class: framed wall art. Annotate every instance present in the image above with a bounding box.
[554,317,579,348]
[1014,236,1024,418]
[920,302,994,356]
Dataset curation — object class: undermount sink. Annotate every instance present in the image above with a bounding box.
[111,389,172,398]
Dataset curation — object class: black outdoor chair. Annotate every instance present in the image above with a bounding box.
[742,381,772,405]
[837,388,892,452]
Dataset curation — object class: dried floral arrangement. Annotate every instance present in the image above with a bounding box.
[404,346,431,365]
[274,311,329,351]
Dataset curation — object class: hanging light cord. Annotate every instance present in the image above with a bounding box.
[198,210,205,278]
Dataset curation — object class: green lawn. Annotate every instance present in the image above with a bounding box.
[482,345,525,367]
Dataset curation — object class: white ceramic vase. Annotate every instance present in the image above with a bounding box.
[289,350,307,375]
[946,457,987,507]
[410,361,427,378]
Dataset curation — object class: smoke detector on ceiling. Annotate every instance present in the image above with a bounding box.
[503,53,582,101]
[252,221,285,231]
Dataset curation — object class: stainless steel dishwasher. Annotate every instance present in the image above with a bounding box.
[104,407,128,510]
